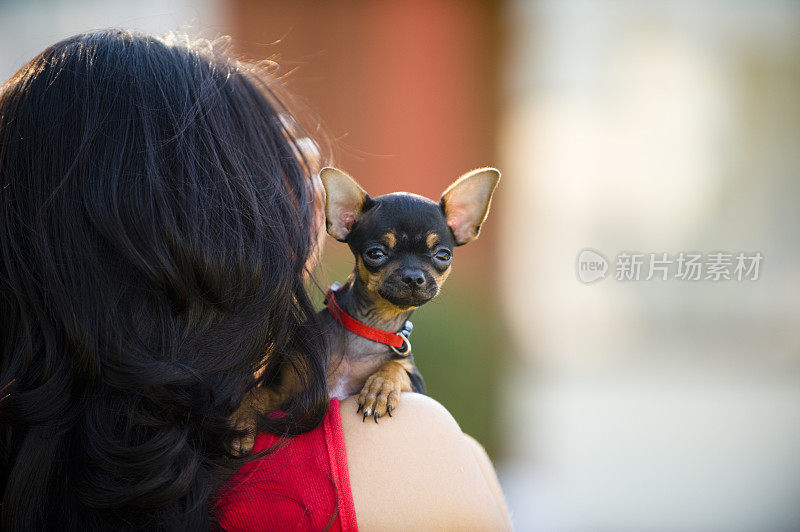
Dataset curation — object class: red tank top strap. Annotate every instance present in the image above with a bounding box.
[322,398,358,530]
[215,399,358,531]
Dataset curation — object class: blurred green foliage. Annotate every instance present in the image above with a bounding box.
[408,283,504,457]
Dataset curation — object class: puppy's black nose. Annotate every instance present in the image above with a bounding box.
[400,269,426,288]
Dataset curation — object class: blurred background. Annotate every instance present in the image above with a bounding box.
[2,1,799,530]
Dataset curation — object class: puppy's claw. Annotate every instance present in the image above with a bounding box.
[356,403,363,413]
[357,361,409,423]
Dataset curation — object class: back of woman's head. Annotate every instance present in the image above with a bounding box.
[0,29,328,529]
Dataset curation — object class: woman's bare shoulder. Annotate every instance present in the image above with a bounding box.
[339,393,508,530]
[340,392,458,438]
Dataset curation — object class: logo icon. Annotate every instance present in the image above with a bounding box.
[577,249,608,284]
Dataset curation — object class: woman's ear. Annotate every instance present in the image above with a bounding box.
[320,167,370,241]
[440,168,501,245]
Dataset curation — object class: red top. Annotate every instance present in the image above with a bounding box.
[215,399,358,531]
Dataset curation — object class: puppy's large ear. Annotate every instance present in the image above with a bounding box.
[320,167,370,241]
[440,167,500,245]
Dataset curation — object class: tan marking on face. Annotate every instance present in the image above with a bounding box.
[382,232,397,248]
[355,258,414,318]
[425,232,440,249]
[356,257,378,293]
[432,265,451,287]
[374,298,414,320]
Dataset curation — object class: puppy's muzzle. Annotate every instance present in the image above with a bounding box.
[380,269,439,307]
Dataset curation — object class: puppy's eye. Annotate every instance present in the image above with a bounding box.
[365,248,386,261]
[434,249,452,262]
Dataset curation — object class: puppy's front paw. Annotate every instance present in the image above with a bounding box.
[357,360,412,423]
[230,387,283,454]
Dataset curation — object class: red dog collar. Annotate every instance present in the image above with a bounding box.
[325,283,412,355]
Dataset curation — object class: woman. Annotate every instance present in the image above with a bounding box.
[0,30,509,530]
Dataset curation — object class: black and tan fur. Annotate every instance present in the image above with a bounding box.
[232,166,499,448]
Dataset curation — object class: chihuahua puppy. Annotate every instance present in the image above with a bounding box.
[319,166,500,421]
[231,166,499,448]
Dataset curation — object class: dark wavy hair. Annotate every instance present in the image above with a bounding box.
[0,30,330,529]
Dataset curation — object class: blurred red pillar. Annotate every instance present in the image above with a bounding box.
[229,0,502,275]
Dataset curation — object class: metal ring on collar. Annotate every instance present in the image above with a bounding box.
[390,333,412,356]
